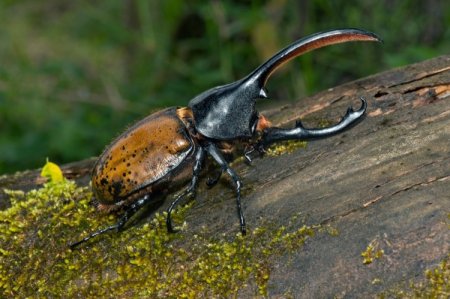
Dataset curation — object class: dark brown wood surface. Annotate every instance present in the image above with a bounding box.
[1,56,449,297]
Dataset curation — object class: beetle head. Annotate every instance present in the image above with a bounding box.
[189,28,382,141]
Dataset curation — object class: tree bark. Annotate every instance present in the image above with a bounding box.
[1,56,449,297]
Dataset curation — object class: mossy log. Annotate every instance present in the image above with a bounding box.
[1,56,449,298]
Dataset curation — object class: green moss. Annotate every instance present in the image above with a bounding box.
[361,241,384,265]
[416,256,450,298]
[379,254,450,299]
[266,140,307,157]
[1,180,322,298]
[379,214,450,298]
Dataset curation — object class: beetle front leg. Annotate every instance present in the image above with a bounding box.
[166,148,205,233]
[206,143,246,235]
[262,97,367,146]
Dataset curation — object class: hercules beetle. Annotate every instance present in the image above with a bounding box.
[70,28,381,248]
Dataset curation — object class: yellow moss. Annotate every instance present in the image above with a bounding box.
[0,180,323,298]
[322,225,339,237]
[361,242,384,265]
[379,254,450,298]
[266,140,307,157]
[317,118,334,128]
[372,278,382,285]
[379,215,450,298]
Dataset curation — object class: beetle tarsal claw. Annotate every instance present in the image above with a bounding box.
[244,146,256,164]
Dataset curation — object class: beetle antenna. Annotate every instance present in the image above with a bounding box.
[247,28,382,88]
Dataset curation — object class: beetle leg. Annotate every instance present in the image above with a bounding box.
[243,144,266,164]
[69,195,152,249]
[262,97,367,146]
[206,143,246,235]
[244,147,255,164]
[166,148,205,233]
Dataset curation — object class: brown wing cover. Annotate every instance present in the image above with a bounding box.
[92,108,194,205]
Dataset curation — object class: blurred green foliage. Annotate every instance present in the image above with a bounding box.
[0,0,449,174]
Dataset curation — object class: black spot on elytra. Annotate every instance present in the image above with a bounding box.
[111,181,123,197]
[100,178,108,186]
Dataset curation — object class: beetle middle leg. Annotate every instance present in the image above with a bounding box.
[166,148,205,233]
[206,143,246,235]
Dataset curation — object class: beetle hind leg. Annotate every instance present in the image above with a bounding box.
[69,194,152,249]
[166,148,205,233]
[262,97,367,146]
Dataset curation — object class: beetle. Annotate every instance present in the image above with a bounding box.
[69,28,381,248]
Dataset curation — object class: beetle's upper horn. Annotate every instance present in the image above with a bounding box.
[246,28,382,89]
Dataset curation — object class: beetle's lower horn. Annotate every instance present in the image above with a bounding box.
[261,97,367,145]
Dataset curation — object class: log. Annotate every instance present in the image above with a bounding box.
[1,56,449,298]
